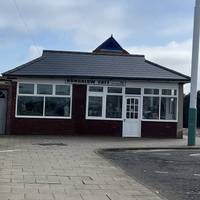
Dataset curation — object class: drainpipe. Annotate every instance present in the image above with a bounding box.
[188,0,200,146]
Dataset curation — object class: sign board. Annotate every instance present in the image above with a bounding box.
[65,78,125,86]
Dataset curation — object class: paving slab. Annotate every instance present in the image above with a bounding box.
[0,135,199,200]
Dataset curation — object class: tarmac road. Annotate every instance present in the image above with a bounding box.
[101,149,200,200]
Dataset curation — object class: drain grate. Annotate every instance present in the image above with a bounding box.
[34,143,67,146]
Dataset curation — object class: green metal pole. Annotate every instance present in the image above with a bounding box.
[188,0,200,146]
[188,108,197,145]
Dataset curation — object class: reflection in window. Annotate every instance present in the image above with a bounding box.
[143,96,159,119]
[19,83,34,94]
[45,97,70,117]
[162,89,177,96]
[162,89,171,95]
[17,96,44,116]
[144,88,159,95]
[106,95,122,118]
[37,84,52,95]
[161,97,177,120]
[56,85,70,95]
[88,96,103,117]
[107,87,122,93]
[125,88,141,95]
[0,91,5,98]
[89,86,103,92]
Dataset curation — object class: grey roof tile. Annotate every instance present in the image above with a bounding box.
[3,50,190,82]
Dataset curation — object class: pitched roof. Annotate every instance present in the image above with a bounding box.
[93,35,129,54]
[3,50,190,82]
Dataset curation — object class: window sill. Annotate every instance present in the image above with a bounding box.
[15,115,71,119]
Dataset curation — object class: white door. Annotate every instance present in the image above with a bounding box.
[0,90,7,135]
[123,97,141,137]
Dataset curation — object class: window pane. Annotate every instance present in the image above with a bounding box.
[173,90,177,96]
[56,85,70,95]
[17,96,43,116]
[45,97,70,117]
[89,86,103,92]
[125,88,141,95]
[88,96,102,117]
[143,96,159,119]
[144,88,159,95]
[107,87,122,93]
[162,89,172,95]
[37,84,52,95]
[106,95,122,118]
[0,91,6,98]
[161,97,177,120]
[19,83,34,94]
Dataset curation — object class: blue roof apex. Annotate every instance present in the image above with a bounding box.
[93,35,129,54]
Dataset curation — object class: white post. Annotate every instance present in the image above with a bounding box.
[188,0,200,146]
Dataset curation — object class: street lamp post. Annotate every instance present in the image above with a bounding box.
[188,0,200,146]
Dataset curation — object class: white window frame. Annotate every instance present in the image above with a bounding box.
[16,82,72,119]
[86,84,178,122]
[86,85,124,120]
[142,87,178,122]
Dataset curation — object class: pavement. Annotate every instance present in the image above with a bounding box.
[0,135,199,200]
[101,149,200,200]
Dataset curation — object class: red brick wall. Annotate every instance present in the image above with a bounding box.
[9,83,122,136]
[141,121,177,138]
[9,82,177,137]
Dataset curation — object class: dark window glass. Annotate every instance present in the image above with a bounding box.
[88,96,103,117]
[45,97,70,117]
[107,87,122,93]
[17,96,43,116]
[125,88,141,95]
[106,95,122,118]
[161,97,177,120]
[162,89,172,95]
[89,86,103,92]
[143,96,159,119]
[37,84,52,95]
[19,83,34,94]
[56,85,70,95]
[144,88,159,95]
[174,90,177,96]
[0,91,5,98]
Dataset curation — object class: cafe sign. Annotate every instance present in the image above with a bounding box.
[65,78,125,86]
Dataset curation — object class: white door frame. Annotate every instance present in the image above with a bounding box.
[123,96,141,137]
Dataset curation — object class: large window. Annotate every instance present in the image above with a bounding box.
[45,97,70,117]
[88,96,103,117]
[106,95,122,118]
[161,97,177,120]
[143,88,177,121]
[16,83,71,118]
[87,86,123,119]
[143,96,159,119]
[17,96,44,116]
[87,86,178,121]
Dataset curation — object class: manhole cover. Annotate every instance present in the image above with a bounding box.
[34,143,67,146]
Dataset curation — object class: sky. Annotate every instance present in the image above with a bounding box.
[0,0,197,93]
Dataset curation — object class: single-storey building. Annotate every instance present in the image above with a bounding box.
[1,36,190,137]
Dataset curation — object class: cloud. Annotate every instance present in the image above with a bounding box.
[127,39,194,93]
[0,0,193,49]
[28,45,43,59]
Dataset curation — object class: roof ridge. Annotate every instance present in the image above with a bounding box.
[2,56,45,76]
[43,50,144,57]
[145,60,190,80]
